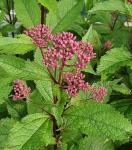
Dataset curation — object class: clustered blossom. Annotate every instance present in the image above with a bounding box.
[76,41,96,71]
[42,48,59,68]
[92,87,107,103]
[25,24,107,102]
[12,80,31,101]
[64,72,90,96]
[128,0,132,4]
[104,40,112,49]
[53,32,79,63]
[24,24,52,48]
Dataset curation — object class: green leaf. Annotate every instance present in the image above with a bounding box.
[0,78,12,104]
[97,47,132,74]
[112,83,131,95]
[90,0,126,14]
[64,101,132,141]
[27,90,53,114]
[5,113,55,150]
[0,55,50,81]
[82,25,101,50]
[111,99,132,114]
[0,118,16,150]
[35,80,53,103]
[125,2,132,17]
[34,48,53,103]
[14,0,40,28]
[74,136,114,150]
[0,34,36,54]
[46,0,84,32]
[38,0,58,14]
[83,63,96,75]
[6,100,27,119]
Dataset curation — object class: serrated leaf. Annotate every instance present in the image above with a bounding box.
[111,99,132,114]
[64,101,132,141]
[5,113,55,150]
[27,90,53,114]
[112,83,131,95]
[73,136,114,150]
[90,0,126,14]
[82,25,101,50]
[14,0,40,28]
[97,47,132,74]
[35,80,53,103]
[125,2,132,17]
[0,118,16,150]
[0,55,50,81]
[83,63,96,75]
[0,34,36,54]
[0,78,12,104]
[6,99,27,119]
[34,48,53,103]
[47,0,84,32]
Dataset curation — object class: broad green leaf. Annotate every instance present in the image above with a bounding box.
[34,49,53,103]
[84,0,93,11]
[125,2,132,17]
[35,80,53,103]
[27,90,53,114]
[0,10,4,21]
[112,83,131,95]
[0,118,16,150]
[64,101,132,141]
[90,0,126,14]
[38,0,58,14]
[73,136,114,150]
[0,34,36,54]
[111,99,132,114]
[82,25,101,50]
[5,113,55,150]
[83,63,96,75]
[0,55,50,81]
[97,47,132,74]
[47,0,84,32]
[14,0,40,28]
[0,78,12,104]
[125,105,132,121]
[6,100,27,119]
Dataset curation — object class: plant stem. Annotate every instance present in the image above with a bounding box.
[40,5,59,150]
[111,13,118,31]
[58,65,64,84]
[6,0,15,37]
[41,5,46,24]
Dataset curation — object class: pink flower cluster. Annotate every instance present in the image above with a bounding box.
[92,87,107,103]
[53,32,79,63]
[24,24,53,48]
[64,72,90,96]
[76,41,95,71]
[25,24,107,102]
[104,40,112,49]
[128,0,132,4]
[12,80,31,101]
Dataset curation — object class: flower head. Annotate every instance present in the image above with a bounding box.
[64,72,90,96]
[25,24,107,102]
[76,41,96,71]
[24,24,52,48]
[12,80,31,101]
[92,87,107,103]
[128,0,132,4]
[53,32,79,64]
[104,40,112,49]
